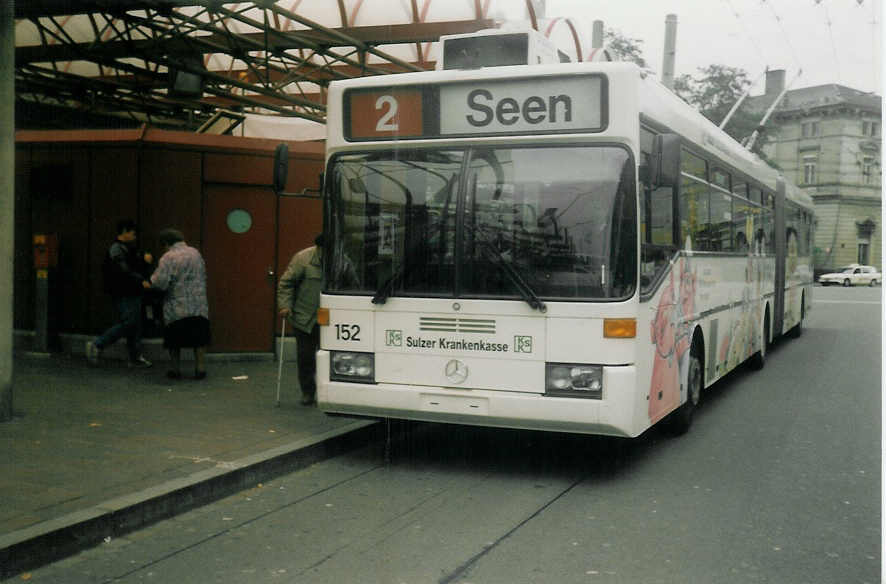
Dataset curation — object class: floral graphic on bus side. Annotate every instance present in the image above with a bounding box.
[720,243,766,376]
[649,256,696,424]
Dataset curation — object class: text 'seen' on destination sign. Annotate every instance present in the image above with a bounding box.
[440,76,604,136]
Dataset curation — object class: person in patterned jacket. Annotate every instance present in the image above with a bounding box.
[147,228,211,380]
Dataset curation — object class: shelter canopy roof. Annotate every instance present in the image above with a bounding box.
[14,1,576,131]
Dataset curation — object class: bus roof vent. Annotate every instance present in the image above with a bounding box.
[438,28,568,70]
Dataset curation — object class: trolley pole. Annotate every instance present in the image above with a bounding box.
[1,0,15,421]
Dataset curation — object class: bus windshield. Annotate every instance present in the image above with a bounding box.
[326,145,636,301]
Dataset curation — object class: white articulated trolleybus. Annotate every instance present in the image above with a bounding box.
[291,29,813,437]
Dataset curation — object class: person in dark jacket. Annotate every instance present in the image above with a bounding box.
[86,219,153,368]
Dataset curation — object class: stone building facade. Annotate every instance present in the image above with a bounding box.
[750,70,882,274]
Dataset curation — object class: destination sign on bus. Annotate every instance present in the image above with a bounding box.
[439,76,605,135]
[344,74,606,141]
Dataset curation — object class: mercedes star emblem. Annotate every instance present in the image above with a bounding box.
[444,359,469,384]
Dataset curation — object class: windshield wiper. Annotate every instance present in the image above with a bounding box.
[475,231,547,313]
[372,261,409,305]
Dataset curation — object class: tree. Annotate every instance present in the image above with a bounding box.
[673,65,772,159]
[601,30,773,160]
[604,29,646,67]
[673,64,751,124]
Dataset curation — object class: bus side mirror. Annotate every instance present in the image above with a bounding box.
[273,143,289,194]
[651,133,680,187]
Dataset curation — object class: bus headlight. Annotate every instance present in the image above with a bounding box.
[330,351,375,383]
[545,363,603,399]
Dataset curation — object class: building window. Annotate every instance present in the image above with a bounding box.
[863,121,880,137]
[858,242,870,265]
[862,157,876,184]
[803,155,817,184]
[801,121,820,138]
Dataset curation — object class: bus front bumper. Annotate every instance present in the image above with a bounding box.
[317,356,641,438]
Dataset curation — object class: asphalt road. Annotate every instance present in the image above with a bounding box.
[14,286,881,584]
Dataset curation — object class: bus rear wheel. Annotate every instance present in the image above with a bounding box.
[668,346,702,435]
[749,310,769,370]
[786,294,804,338]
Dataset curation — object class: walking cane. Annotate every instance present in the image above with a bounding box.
[275,316,286,407]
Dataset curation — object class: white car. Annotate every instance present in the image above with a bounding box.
[818,264,881,287]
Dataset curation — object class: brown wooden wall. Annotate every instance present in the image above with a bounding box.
[14,129,324,352]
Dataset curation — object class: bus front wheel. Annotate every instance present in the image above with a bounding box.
[668,346,702,435]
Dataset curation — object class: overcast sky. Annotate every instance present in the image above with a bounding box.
[544,0,882,95]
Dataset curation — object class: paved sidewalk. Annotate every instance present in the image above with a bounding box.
[0,353,378,578]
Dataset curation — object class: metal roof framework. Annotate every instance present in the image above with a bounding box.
[13,1,538,130]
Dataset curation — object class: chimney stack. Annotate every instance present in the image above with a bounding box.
[661,14,678,90]
[765,69,786,96]
[592,20,604,49]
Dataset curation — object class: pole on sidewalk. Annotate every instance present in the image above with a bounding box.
[1,1,16,421]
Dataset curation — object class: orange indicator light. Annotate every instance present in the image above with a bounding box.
[603,318,636,338]
[317,307,330,326]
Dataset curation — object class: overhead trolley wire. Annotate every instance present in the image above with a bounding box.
[815,0,843,86]
[869,0,881,91]
[761,0,805,74]
[721,0,768,68]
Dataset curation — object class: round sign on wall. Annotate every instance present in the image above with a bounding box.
[226,208,252,234]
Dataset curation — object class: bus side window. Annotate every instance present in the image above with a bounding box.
[764,192,776,255]
[641,184,676,290]
[785,204,810,257]
[736,230,748,251]
[680,177,711,250]
[733,201,754,254]
[709,190,733,252]
[755,227,766,253]
[640,131,676,293]
[678,150,711,251]
[749,186,770,255]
